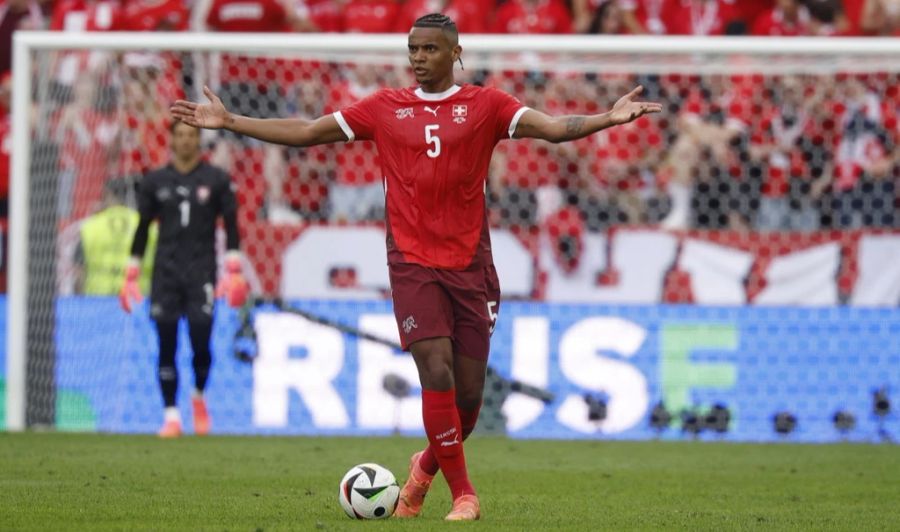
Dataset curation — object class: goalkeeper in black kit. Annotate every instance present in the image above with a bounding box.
[120,120,249,438]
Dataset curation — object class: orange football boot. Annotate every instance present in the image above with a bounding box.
[445,494,481,521]
[394,451,434,518]
[192,397,211,436]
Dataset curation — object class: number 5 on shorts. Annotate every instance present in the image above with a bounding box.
[487,300,498,334]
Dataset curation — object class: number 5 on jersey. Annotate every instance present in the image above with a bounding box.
[425,124,440,158]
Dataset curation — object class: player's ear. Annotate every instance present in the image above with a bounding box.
[453,45,463,67]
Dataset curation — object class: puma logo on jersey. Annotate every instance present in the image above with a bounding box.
[440,436,460,447]
[402,315,418,334]
[423,105,440,116]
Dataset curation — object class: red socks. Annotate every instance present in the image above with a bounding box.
[421,389,475,499]
[419,402,481,477]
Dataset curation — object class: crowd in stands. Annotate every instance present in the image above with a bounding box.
[0,0,898,250]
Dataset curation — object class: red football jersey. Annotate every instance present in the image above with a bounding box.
[335,84,527,269]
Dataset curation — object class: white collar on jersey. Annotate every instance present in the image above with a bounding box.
[414,85,461,101]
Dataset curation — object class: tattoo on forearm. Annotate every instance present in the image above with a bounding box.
[565,116,586,137]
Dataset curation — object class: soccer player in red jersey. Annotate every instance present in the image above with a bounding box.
[171,13,661,520]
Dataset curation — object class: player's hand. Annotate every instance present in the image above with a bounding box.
[169,86,230,130]
[216,251,249,308]
[608,85,663,125]
[119,259,143,314]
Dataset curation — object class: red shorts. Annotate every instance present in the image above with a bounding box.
[389,261,500,361]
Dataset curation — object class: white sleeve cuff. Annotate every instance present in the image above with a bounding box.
[508,107,530,139]
[333,111,355,143]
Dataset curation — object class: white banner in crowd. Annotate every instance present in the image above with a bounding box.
[279,227,900,306]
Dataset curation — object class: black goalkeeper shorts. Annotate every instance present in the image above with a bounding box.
[150,274,216,323]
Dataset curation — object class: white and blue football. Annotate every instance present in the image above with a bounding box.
[338,463,400,519]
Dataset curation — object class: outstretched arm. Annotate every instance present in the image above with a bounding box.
[170,86,347,147]
[513,85,662,143]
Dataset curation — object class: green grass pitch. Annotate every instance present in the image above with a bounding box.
[2,433,899,531]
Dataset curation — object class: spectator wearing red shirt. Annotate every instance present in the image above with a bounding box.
[659,75,749,230]
[730,0,774,31]
[55,75,124,219]
[491,0,573,34]
[622,0,758,34]
[394,0,488,33]
[300,0,343,31]
[751,0,813,36]
[658,0,738,35]
[49,0,124,86]
[618,0,666,33]
[342,0,398,32]
[122,0,188,30]
[202,0,290,31]
[50,0,122,31]
[827,79,893,228]
[750,76,822,231]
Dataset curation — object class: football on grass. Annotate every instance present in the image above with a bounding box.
[338,463,400,519]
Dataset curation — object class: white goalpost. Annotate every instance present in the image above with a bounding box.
[7,31,900,431]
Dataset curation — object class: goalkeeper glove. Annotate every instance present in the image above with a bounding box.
[119,258,143,313]
[216,251,249,308]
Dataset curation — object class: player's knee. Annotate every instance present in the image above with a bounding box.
[419,354,454,390]
[412,341,454,390]
[420,357,454,390]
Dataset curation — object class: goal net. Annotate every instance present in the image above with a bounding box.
[5,33,900,440]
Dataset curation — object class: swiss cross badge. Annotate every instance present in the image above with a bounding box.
[452,104,467,124]
[196,185,210,204]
